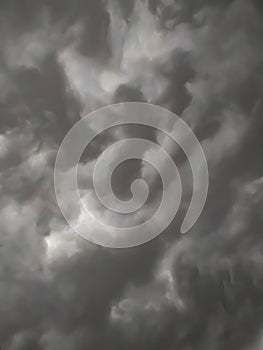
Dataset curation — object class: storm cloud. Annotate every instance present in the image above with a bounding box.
[0,0,263,349]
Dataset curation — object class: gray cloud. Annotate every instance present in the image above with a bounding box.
[0,0,263,349]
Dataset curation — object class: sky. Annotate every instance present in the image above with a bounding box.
[1,0,263,349]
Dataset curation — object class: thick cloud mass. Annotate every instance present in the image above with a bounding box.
[1,0,263,349]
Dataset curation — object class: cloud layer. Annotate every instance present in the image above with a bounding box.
[0,0,263,349]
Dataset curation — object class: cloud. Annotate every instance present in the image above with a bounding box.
[0,0,263,349]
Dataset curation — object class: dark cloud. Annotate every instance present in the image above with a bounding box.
[0,0,263,350]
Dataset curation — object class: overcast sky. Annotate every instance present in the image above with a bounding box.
[1,0,263,349]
